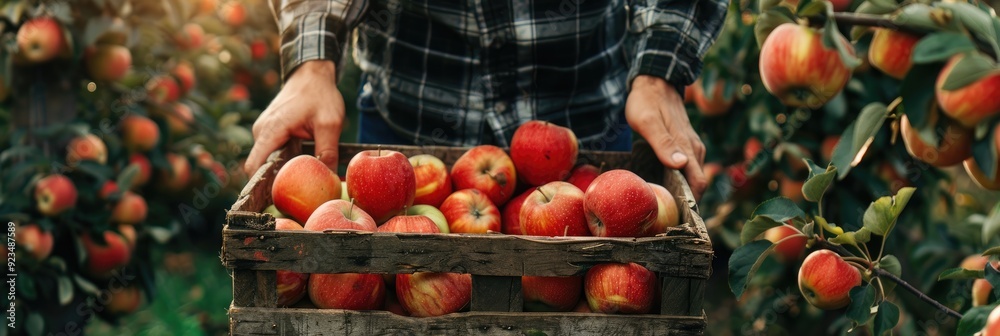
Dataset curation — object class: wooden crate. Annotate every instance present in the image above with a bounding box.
[222,140,713,335]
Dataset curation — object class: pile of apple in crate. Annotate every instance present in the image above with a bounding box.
[224,120,711,334]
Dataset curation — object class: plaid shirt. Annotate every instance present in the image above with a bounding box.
[270,0,728,148]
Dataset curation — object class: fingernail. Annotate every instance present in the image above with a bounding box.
[671,152,687,165]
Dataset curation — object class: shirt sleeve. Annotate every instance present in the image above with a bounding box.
[626,0,729,91]
[270,0,369,81]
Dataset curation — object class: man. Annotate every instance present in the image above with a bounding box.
[245,0,728,199]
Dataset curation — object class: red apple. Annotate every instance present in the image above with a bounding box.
[744,136,764,162]
[973,278,993,307]
[690,78,735,116]
[821,136,840,164]
[961,255,990,271]
[15,224,53,261]
[510,121,579,186]
[85,45,132,82]
[583,170,658,237]
[377,214,440,233]
[584,262,656,314]
[118,224,136,251]
[868,28,920,80]
[34,174,77,217]
[16,17,66,63]
[642,183,680,236]
[984,304,1000,336]
[346,150,416,224]
[127,153,152,188]
[227,84,250,102]
[172,61,196,94]
[501,189,533,235]
[964,157,1000,191]
[409,154,452,207]
[174,23,204,50]
[159,153,191,192]
[121,115,160,153]
[440,189,501,234]
[82,231,132,279]
[165,103,194,135]
[798,249,862,309]
[275,218,309,307]
[566,164,601,191]
[900,115,972,167]
[250,39,268,60]
[66,134,108,166]
[405,205,449,234]
[308,273,385,310]
[523,276,583,312]
[111,191,147,225]
[220,2,247,27]
[273,155,342,222]
[764,225,806,262]
[146,75,181,105]
[936,53,1000,128]
[520,182,589,237]
[759,23,854,108]
[106,286,143,316]
[395,272,471,317]
[451,145,517,206]
[304,200,378,232]
[99,181,119,200]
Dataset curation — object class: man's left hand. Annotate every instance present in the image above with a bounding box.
[625,75,707,200]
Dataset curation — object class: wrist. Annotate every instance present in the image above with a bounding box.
[289,60,338,82]
[632,75,672,92]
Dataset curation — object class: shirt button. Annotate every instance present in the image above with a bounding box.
[494,102,507,113]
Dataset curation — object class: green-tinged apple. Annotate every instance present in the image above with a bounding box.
[584,262,656,314]
[159,153,192,192]
[121,115,160,153]
[510,121,579,186]
[273,155,342,222]
[868,28,919,80]
[275,218,309,307]
[174,23,204,50]
[15,224,53,261]
[396,272,471,317]
[764,225,806,262]
[973,278,993,307]
[118,224,136,251]
[642,183,680,236]
[964,158,1000,191]
[377,213,440,233]
[583,170,657,237]
[451,145,517,206]
[263,204,287,218]
[523,276,583,312]
[936,53,1000,128]
[759,23,854,108]
[521,182,589,236]
[304,200,378,232]
[35,174,77,217]
[501,189,533,235]
[440,189,501,233]
[566,164,601,191]
[984,304,1000,336]
[798,249,862,309]
[16,17,66,63]
[405,205,449,233]
[66,134,108,166]
[106,286,143,316]
[82,231,132,279]
[128,154,152,188]
[85,45,131,82]
[900,115,972,167]
[347,150,415,223]
[308,273,385,310]
[690,78,734,116]
[111,191,147,225]
[409,154,452,207]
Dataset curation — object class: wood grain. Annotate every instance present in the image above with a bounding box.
[229,307,706,336]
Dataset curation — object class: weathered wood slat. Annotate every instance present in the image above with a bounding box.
[229,307,706,336]
[471,276,522,312]
[222,230,712,278]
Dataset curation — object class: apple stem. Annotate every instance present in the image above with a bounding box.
[377,144,381,157]
[349,198,355,218]
[598,162,606,173]
[874,268,963,320]
[536,187,550,203]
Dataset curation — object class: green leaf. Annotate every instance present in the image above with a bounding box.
[823,17,862,69]
[846,284,877,325]
[57,276,73,306]
[830,227,873,245]
[983,246,1000,257]
[986,263,1000,298]
[803,160,837,202]
[911,32,977,64]
[873,301,900,336]
[26,313,43,336]
[938,267,985,280]
[878,255,902,294]
[798,0,828,17]
[729,240,775,298]
[893,3,951,32]
[901,63,945,130]
[940,52,998,91]
[116,163,140,192]
[755,8,796,47]
[956,304,996,336]
[73,275,101,296]
[937,2,1000,58]
[972,125,1000,180]
[863,187,916,236]
[867,0,899,12]
[740,216,784,245]
[984,203,1000,245]
[751,197,808,222]
[19,274,35,300]
[833,103,890,178]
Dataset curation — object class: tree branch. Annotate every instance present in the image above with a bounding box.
[874,268,964,320]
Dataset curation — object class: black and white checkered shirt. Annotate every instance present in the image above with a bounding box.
[270,0,728,147]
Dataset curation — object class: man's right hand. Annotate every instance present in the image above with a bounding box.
[244,61,346,176]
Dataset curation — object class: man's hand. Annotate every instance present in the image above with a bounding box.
[244,61,346,176]
[626,75,707,199]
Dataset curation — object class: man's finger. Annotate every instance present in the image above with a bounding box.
[683,159,708,201]
[245,127,289,176]
[313,121,341,171]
